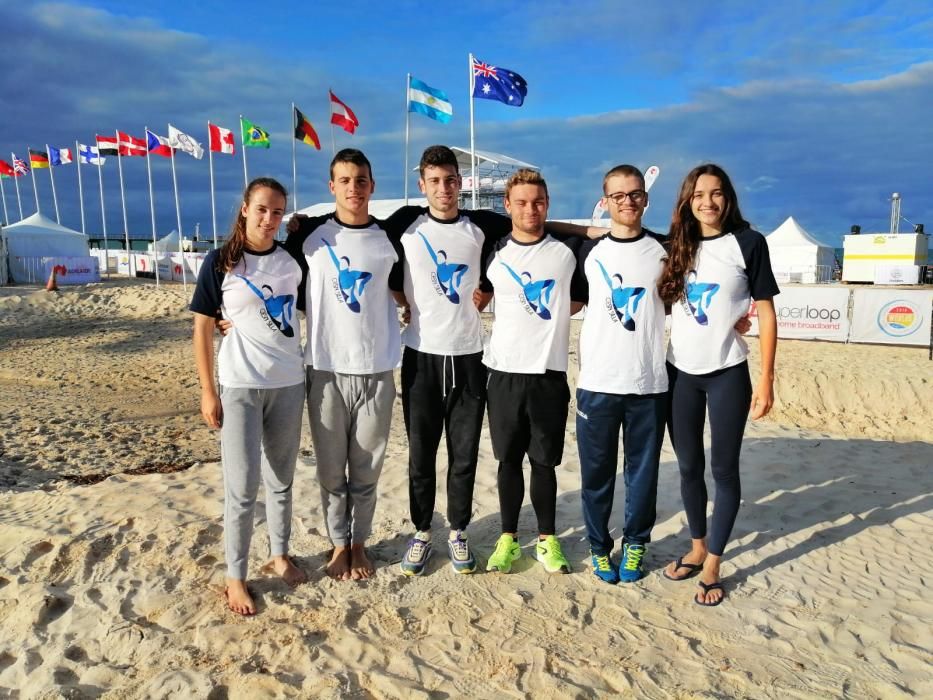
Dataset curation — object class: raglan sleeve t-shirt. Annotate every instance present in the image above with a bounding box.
[667,228,779,374]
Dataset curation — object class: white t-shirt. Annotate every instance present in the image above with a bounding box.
[190,244,305,389]
[285,214,402,374]
[483,234,585,374]
[383,206,512,355]
[577,230,669,395]
[668,228,779,374]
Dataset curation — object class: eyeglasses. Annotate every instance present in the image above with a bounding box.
[605,190,647,205]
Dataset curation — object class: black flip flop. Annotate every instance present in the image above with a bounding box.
[694,580,725,606]
[663,556,704,581]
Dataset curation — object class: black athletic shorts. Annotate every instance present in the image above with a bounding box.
[486,368,570,466]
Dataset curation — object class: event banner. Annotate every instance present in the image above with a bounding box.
[747,286,850,341]
[849,288,933,347]
[169,252,206,282]
[131,253,172,280]
[43,257,100,285]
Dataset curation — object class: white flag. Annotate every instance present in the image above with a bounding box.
[167,124,204,160]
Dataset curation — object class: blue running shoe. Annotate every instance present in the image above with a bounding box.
[400,531,432,576]
[591,551,619,584]
[618,543,647,583]
[447,530,476,574]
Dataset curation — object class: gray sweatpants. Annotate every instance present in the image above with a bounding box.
[220,382,305,580]
[306,367,395,547]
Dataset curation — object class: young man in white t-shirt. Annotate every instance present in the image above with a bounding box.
[284,149,405,582]
[482,169,586,575]
[575,165,669,585]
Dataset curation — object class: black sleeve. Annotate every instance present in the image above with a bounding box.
[576,238,600,306]
[735,229,780,299]
[280,243,309,313]
[283,213,330,259]
[189,249,225,317]
[382,205,425,242]
[557,236,587,304]
[462,209,512,243]
[482,236,508,292]
[644,228,671,256]
[387,232,405,292]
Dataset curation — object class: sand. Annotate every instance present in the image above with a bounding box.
[0,280,930,698]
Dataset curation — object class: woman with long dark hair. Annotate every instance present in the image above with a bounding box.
[191,177,307,615]
[658,164,778,606]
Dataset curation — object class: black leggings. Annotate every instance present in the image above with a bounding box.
[667,361,752,557]
[498,458,556,535]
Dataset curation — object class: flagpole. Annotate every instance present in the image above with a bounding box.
[239,115,248,188]
[208,122,218,249]
[0,176,8,226]
[94,139,110,277]
[288,103,297,214]
[404,73,411,205]
[46,145,61,223]
[329,90,336,155]
[468,54,477,209]
[115,130,129,254]
[75,141,86,234]
[28,148,40,214]
[11,155,23,220]
[144,126,160,287]
[169,141,188,292]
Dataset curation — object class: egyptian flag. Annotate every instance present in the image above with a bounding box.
[294,106,321,150]
[96,135,119,156]
[29,148,50,168]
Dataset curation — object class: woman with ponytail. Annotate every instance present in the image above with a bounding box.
[191,177,307,615]
[658,164,778,606]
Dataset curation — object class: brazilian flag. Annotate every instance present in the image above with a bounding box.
[241,117,270,148]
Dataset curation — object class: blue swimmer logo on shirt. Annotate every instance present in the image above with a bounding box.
[418,231,468,304]
[500,260,554,320]
[234,274,296,337]
[683,270,720,326]
[596,259,645,331]
[324,239,372,313]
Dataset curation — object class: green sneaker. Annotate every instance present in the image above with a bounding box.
[535,535,571,574]
[486,534,521,573]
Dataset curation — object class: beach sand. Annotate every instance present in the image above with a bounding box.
[0,280,930,698]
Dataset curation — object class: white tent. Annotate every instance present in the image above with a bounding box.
[290,197,428,221]
[2,213,90,283]
[766,216,836,283]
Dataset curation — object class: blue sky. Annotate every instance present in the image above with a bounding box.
[2,0,932,245]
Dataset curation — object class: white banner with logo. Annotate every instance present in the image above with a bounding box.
[850,288,933,346]
[747,286,850,341]
[43,257,100,285]
[170,252,206,281]
[116,252,133,276]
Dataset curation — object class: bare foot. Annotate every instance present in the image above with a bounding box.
[349,544,374,580]
[224,578,256,616]
[265,555,307,586]
[326,547,351,580]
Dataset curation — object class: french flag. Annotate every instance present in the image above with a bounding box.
[329,90,359,135]
[146,130,173,157]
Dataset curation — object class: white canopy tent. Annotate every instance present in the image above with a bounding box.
[2,213,90,283]
[766,216,836,283]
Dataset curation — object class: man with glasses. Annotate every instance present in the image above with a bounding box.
[575,164,669,584]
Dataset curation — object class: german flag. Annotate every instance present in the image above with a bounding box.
[294,106,321,150]
[28,148,50,169]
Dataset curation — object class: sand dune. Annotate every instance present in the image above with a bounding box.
[0,281,930,698]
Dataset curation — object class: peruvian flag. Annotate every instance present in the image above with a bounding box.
[117,131,147,157]
[329,90,359,134]
[208,123,235,154]
[146,130,173,157]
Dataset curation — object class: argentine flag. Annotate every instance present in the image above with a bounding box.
[408,77,453,124]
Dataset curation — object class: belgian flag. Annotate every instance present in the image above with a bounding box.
[294,106,321,150]
[28,148,50,169]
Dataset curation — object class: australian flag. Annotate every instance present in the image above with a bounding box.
[471,57,527,107]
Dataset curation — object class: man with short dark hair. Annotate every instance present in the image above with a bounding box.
[482,168,586,575]
[285,148,404,582]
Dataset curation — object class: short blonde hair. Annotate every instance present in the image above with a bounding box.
[505,168,548,199]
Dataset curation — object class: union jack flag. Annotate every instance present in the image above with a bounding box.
[473,60,497,79]
[12,155,28,175]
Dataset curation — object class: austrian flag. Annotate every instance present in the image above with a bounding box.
[209,123,235,154]
[329,90,359,134]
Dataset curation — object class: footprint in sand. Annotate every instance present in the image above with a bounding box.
[22,541,54,569]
